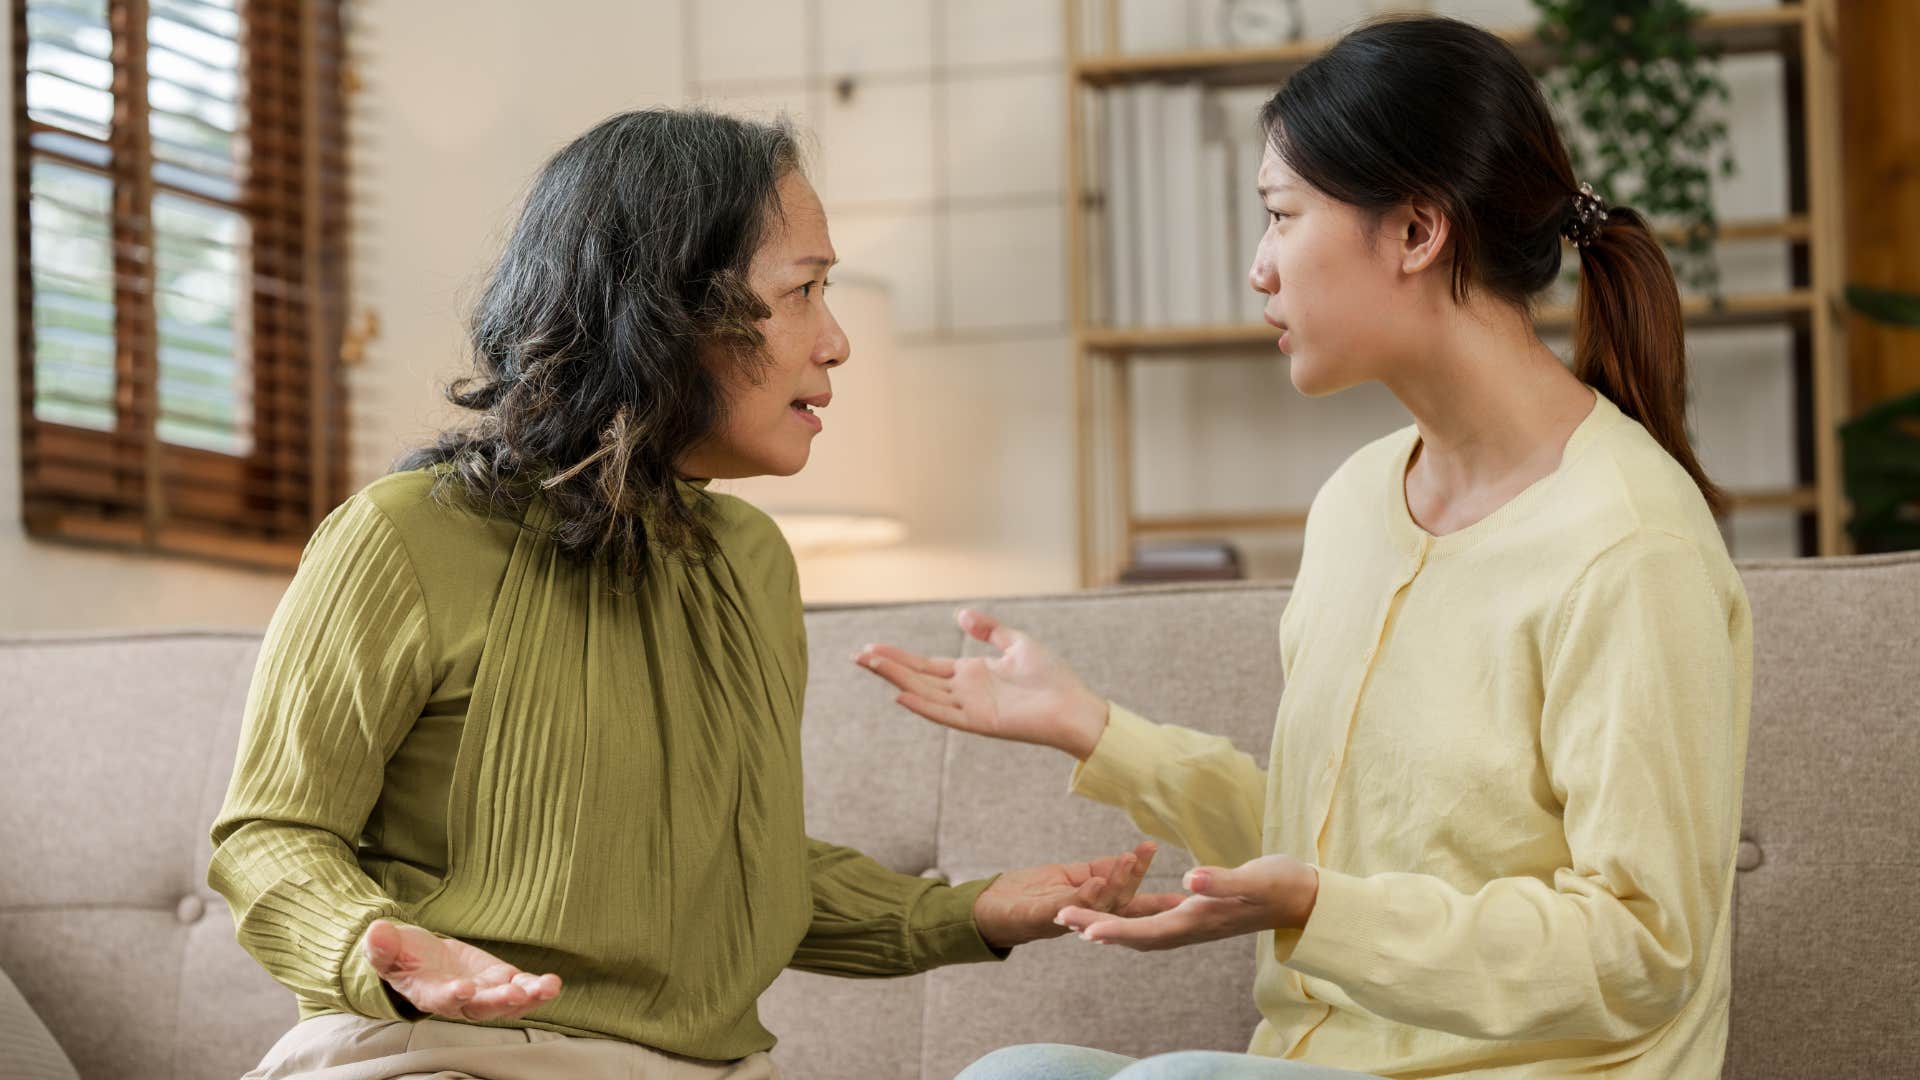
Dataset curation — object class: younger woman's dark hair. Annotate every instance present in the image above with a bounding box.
[1259,16,1724,514]
[398,107,803,578]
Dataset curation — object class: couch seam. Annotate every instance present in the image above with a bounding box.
[166,887,194,1080]
[174,643,253,1080]
[5,554,1912,639]
[0,628,264,647]
[918,614,967,1080]
[794,552,1920,617]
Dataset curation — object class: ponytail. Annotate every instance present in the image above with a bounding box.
[1571,205,1726,516]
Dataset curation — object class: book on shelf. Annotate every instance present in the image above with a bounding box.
[1162,83,1208,325]
[1200,94,1236,326]
[1132,84,1168,326]
[1119,539,1245,583]
[1223,87,1273,325]
[1102,83,1275,329]
[1104,88,1138,327]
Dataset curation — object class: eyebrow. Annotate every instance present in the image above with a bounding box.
[1257,184,1294,199]
[793,255,838,269]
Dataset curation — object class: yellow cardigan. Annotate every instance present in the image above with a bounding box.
[1074,392,1751,1078]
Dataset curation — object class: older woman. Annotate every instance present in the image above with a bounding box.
[211,108,1176,1080]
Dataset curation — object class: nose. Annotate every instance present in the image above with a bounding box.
[819,305,850,368]
[1247,243,1278,297]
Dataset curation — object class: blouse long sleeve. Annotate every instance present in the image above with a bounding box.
[789,838,1007,976]
[207,495,433,1021]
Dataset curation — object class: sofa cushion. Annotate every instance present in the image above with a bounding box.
[2,553,1916,1080]
[777,586,1285,1079]
[0,632,296,1080]
[1723,553,1920,1078]
[0,958,79,1080]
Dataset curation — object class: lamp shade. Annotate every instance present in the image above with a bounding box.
[712,276,906,554]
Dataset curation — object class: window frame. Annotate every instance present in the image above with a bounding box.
[12,0,350,570]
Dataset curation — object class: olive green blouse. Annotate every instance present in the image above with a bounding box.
[208,468,1003,1062]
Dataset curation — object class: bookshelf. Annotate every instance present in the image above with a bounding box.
[1063,1,1850,586]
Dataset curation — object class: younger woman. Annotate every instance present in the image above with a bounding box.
[860,17,1750,1079]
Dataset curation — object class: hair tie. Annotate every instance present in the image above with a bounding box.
[1562,182,1609,248]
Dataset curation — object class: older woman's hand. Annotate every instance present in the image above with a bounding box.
[362,919,563,1021]
[971,840,1186,950]
[1051,854,1320,952]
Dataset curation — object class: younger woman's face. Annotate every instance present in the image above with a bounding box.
[682,171,848,480]
[1247,145,1428,397]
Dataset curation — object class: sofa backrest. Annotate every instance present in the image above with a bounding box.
[2,553,1915,1079]
[0,631,299,1080]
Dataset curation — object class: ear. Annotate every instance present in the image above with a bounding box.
[1395,197,1450,276]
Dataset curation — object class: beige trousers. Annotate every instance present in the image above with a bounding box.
[242,1013,779,1080]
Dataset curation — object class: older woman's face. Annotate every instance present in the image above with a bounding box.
[681,171,848,480]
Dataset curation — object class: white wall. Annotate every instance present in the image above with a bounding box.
[1,0,687,632]
[342,1,687,487]
[2,0,1808,630]
[686,0,1084,603]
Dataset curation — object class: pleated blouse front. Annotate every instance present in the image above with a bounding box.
[209,468,1001,1062]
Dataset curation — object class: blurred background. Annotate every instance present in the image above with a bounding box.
[3,0,1916,630]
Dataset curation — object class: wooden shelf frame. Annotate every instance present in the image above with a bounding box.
[1065,1,1851,586]
[1081,289,1819,354]
[1072,5,1809,88]
[1130,487,1820,543]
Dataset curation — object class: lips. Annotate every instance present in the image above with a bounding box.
[791,391,829,432]
[1264,315,1291,353]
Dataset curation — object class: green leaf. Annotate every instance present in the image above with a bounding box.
[1846,285,1920,328]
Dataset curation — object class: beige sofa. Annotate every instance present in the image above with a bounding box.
[2,554,1917,1079]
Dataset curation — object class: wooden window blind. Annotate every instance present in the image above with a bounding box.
[13,0,349,570]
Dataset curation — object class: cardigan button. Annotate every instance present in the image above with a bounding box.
[1736,839,1763,872]
[175,894,206,924]
[918,867,950,884]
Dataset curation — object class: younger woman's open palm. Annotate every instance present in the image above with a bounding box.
[854,609,1109,759]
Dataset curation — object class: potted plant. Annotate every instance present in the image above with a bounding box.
[1532,0,1736,295]
[1841,286,1920,554]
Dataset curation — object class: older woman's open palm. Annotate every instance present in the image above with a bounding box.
[854,609,1111,759]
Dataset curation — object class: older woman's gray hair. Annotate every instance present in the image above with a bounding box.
[401,107,804,580]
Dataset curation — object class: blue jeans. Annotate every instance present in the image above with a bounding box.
[955,1043,1386,1080]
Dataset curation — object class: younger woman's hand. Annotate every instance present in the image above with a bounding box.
[854,609,1111,759]
[1052,854,1321,952]
[972,841,1185,950]
[362,918,562,1022]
